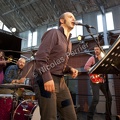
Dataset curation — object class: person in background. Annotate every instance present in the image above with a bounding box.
[84,45,112,120]
[4,57,26,84]
[1,57,26,96]
[34,12,78,120]
[0,50,9,84]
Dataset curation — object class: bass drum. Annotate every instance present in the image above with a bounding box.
[13,100,40,120]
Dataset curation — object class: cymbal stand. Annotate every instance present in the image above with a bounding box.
[11,85,18,120]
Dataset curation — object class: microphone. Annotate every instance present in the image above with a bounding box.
[74,21,95,29]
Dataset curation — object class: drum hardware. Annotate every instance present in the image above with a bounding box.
[15,112,20,115]
[21,104,29,112]
[11,90,19,120]
[24,78,30,85]
[0,84,33,91]
[22,91,36,100]
[24,113,33,118]
[0,84,34,120]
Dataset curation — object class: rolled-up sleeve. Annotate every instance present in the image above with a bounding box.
[84,56,95,72]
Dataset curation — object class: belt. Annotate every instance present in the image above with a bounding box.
[51,74,64,78]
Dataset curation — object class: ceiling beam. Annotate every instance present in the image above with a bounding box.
[94,0,105,14]
[7,0,36,30]
[49,0,60,17]
[3,0,39,16]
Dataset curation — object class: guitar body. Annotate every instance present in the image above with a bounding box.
[89,74,104,83]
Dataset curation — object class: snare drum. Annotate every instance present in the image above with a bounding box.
[13,100,40,120]
[0,94,13,120]
[22,91,36,100]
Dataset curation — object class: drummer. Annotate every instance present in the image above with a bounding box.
[4,57,26,84]
[0,58,26,96]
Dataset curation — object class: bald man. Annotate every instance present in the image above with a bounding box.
[34,12,78,120]
[0,58,26,96]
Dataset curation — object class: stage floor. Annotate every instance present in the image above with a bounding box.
[77,112,116,120]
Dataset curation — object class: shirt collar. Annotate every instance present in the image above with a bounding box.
[58,27,72,39]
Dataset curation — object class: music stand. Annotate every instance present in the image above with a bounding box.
[89,35,120,75]
[88,35,120,119]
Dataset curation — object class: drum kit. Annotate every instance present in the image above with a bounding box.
[0,83,41,120]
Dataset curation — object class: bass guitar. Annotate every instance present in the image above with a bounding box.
[89,74,104,84]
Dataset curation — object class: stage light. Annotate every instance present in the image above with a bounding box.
[77,35,85,41]
[11,27,16,32]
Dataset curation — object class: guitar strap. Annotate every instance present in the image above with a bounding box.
[94,56,105,80]
[94,56,99,64]
[90,56,98,67]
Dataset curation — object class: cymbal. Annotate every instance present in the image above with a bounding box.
[0,84,33,91]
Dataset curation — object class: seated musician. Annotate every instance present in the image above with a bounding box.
[0,58,26,96]
[84,45,112,120]
[4,57,26,83]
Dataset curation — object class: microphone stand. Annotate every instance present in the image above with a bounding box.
[85,26,105,54]
[86,26,111,119]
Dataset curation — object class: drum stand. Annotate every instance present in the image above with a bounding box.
[0,84,33,120]
[11,87,18,120]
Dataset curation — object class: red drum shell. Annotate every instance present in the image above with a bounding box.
[13,100,40,120]
[0,94,13,120]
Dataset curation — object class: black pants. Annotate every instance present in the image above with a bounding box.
[87,81,112,120]
[33,74,77,120]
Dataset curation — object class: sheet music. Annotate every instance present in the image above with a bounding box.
[89,35,120,74]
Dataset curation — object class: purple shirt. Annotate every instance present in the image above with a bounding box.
[35,27,72,83]
[0,59,6,84]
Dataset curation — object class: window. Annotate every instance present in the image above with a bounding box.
[32,31,37,46]
[28,31,32,47]
[28,31,38,47]
[0,20,3,29]
[106,12,114,30]
[71,19,83,38]
[3,25,11,32]
[97,14,103,32]
[97,12,114,32]
[76,20,83,36]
